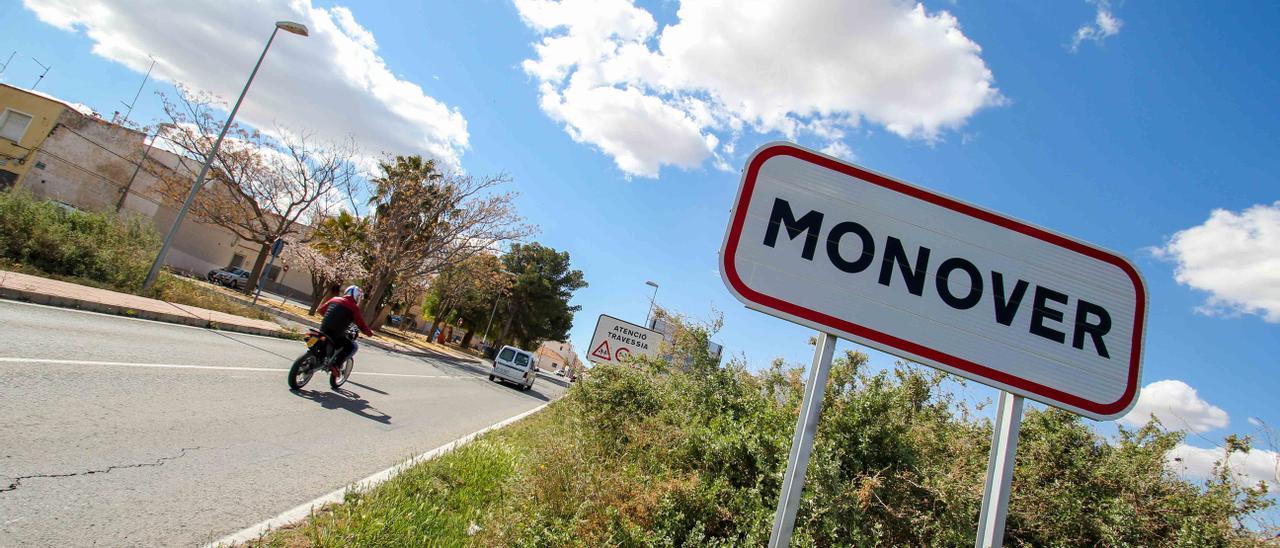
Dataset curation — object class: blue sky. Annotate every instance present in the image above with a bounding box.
[3,0,1277,488]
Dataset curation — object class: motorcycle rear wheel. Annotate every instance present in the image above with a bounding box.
[289,354,317,390]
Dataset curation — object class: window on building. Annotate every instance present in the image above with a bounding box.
[267,265,282,282]
[229,254,246,269]
[0,169,16,191]
[0,110,33,143]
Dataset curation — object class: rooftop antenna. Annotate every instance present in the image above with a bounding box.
[0,51,15,75]
[118,55,155,127]
[31,57,51,90]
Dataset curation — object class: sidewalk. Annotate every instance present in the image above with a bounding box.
[0,269,288,338]
[0,269,488,365]
[165,278,485,365]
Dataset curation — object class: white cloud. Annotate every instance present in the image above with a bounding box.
[1168,443,1279,494]
[23,0,468,169]
[819,141,855,161]
[540,82,714,178]
[516,0,1002,178]
[1120,380,1229,434]
[1070,0,1123,52]
[1153,201,1280,322]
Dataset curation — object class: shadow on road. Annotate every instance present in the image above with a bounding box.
[292,387,392,424]
[346,380,388,395]
[206,329,296,361]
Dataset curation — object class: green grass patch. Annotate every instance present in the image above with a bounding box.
[251,314,1275,546]
[148,274,274,322]
[253,408,557,547]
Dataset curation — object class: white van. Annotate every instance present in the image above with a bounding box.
[489,345,535,391]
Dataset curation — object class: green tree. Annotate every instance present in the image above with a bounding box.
[361,155,532,329]
[423,253,510,346]
[495,242,587,349]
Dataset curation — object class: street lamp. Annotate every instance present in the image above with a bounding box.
[142,20,309,291]
[644,280,659,328]
[481,269,516,351]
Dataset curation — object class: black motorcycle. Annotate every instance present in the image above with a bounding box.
[288,325,359,390]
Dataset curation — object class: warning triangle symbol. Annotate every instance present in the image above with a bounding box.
[591,340,612,361]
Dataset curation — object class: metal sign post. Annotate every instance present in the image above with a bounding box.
[975,390,1025,548]
[769,331,838,547]
[252,238,285,305]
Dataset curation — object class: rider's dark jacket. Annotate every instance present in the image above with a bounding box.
[317,295,374,337]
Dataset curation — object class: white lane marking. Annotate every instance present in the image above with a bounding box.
[0,357,472,380]
[0,299,292,343]
[203,403,550,548]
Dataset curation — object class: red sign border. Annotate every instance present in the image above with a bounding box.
[720,143,1146,419]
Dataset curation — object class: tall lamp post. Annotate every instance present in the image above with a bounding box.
[644,280,659,328]
[142,21,309,291]
[481,270,516,351]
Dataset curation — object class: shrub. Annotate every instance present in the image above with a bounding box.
[0,190,159,291]
[261,311,1277,546]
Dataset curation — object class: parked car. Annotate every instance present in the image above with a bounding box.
[49,200,83,214]
[207,266,251,290]
[488,345,536,391]
[555,369,566,377]
[387,315,403,327]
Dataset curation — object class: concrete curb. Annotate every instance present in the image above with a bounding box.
[0,287,293,340]
[203,402,550,547]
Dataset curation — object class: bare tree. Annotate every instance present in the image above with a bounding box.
[282,244,367,314]
[362,155,534,328]
[152,88,359,293]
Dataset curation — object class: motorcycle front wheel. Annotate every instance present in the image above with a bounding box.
[289,354,317,390]
[330,357,354,389]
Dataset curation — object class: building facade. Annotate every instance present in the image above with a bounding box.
[0,84,315,301]
[535,340,584,373]
[0,85,66,189]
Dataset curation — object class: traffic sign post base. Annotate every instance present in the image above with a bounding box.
[252,253,277,305]
[975,390,1025,548]
[768,331,838,548]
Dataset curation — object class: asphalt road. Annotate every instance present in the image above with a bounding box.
[0,300,569,547]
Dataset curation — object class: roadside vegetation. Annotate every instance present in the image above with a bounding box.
[0,189,271,321]
[255,312,1276,547]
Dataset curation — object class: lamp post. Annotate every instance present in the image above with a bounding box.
[481,269,516,351]
[644,280,659,328]
[142,21,309,291]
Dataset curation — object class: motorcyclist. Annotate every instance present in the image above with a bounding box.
[316,285,374,371]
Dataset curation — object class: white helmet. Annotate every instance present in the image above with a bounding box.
[343,285,364,303]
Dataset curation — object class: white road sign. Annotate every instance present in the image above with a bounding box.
[587,314,662,365]
[719,142,1146,420]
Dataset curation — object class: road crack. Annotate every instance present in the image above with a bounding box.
[0,446,200,494]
